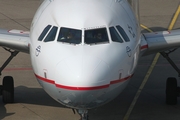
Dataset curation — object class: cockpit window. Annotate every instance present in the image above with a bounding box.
[38,25,52,41]
[109,27,124,43]
[84,28,109,44]
[44,26,58,42]
[57,27,82,44]
[116,25,130,42]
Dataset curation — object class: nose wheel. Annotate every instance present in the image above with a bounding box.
[77,109,89,120]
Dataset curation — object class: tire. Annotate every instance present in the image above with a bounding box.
[2,76,14,103]
[166,77,177,105]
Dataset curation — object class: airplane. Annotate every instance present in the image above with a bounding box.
[0,0,179,119]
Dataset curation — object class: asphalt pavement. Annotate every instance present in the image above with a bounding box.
[0,0,179,120]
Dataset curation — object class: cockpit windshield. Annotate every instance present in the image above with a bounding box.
[57,27,82,44]
[84,28,109,44]
[38,26,111,45]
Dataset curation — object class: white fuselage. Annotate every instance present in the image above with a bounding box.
[29,0,140,109]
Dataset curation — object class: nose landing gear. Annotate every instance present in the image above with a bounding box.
[77,109,89,120]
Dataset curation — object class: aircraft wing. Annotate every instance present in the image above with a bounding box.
[141,29,180,56]
[0,29,30,53]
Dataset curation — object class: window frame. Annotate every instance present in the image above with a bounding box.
[57,27,82,45]
[84,27,109,45]
[116,25,130,42]
[38,25,52,41]
[44,26,58,42]
[109,26,124,43]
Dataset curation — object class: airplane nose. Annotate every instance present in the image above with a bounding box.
[54,55,110,108]
[55,55,109,87]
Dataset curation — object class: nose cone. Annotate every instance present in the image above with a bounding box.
[55,55,109,88]
[54,55,109,108]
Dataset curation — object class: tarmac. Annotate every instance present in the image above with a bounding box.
[0,0,179,120]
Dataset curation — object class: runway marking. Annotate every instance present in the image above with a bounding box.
[168,4,180,30]
[140,24,153,32]
[123,4,180,120]
[4,68,32,71]
[123,53,160,120]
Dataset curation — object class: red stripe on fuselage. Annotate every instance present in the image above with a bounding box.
[110,75,133,84]
[35,74,55,84]
[140,45,148,50]
[35,74,133,90]
[55,84,109,90]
